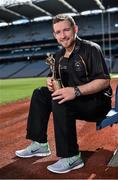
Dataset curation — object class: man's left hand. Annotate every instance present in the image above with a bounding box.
[52,87,76,104]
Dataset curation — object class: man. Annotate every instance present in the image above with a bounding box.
[15,14,112,173]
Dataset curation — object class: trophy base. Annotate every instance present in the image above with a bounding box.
[52,79,62,91]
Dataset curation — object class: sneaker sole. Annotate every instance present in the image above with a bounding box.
[47,162,84,174]
[15,151,51,158]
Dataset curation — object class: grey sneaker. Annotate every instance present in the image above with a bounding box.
[47,153,84,174]
[15,141,51,158]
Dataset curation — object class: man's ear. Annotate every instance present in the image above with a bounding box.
[74,25,78,33]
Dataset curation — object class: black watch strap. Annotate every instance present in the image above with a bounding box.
[74,86,82,97]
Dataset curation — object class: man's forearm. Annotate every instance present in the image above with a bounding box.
[78,79,110,95]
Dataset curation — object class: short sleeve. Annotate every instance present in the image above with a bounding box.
[90,44,110,80]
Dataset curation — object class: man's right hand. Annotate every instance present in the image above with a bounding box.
[47,77,54,92]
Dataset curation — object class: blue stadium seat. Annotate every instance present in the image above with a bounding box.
[96,85,118,130]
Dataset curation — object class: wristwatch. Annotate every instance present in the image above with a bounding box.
[74,86,82,97]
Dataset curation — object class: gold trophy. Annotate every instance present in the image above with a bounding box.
[46,53,62,91]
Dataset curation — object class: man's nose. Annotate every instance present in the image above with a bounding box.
[60,31,66,38]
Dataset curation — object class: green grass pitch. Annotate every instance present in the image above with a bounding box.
[0,77,46,104]
[0,74,118,104]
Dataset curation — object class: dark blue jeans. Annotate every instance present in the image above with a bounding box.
[26,87,111,157]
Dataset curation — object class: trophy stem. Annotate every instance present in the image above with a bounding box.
[52,78,62,91]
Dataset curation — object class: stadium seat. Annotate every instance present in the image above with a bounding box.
[96,85,118,130]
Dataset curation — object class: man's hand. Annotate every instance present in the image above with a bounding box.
[47,77,54,92]
[52,87,76,104]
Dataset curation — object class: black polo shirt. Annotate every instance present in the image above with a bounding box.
[53,37,110,88]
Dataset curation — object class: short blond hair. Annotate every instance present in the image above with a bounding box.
[52,14,76,27]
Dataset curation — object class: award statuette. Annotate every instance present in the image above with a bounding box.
[46,53,62,91]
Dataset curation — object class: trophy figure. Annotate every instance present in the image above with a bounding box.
[46,53,62,91]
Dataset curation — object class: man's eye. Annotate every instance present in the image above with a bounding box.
[55,31,60,35]
[54,28,71,35]
[64,28,71,32]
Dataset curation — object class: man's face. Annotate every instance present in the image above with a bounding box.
[53,20,77,49]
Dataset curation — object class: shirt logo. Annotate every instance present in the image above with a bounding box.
[75,61,82,71]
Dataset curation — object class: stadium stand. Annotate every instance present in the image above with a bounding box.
[11,60,49,78]
[0,21,53,45]
[0,1,117,78]
[0,61,28,78]
[0,13,117,45]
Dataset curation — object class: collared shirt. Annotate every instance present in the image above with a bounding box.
[52,37,110,88]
